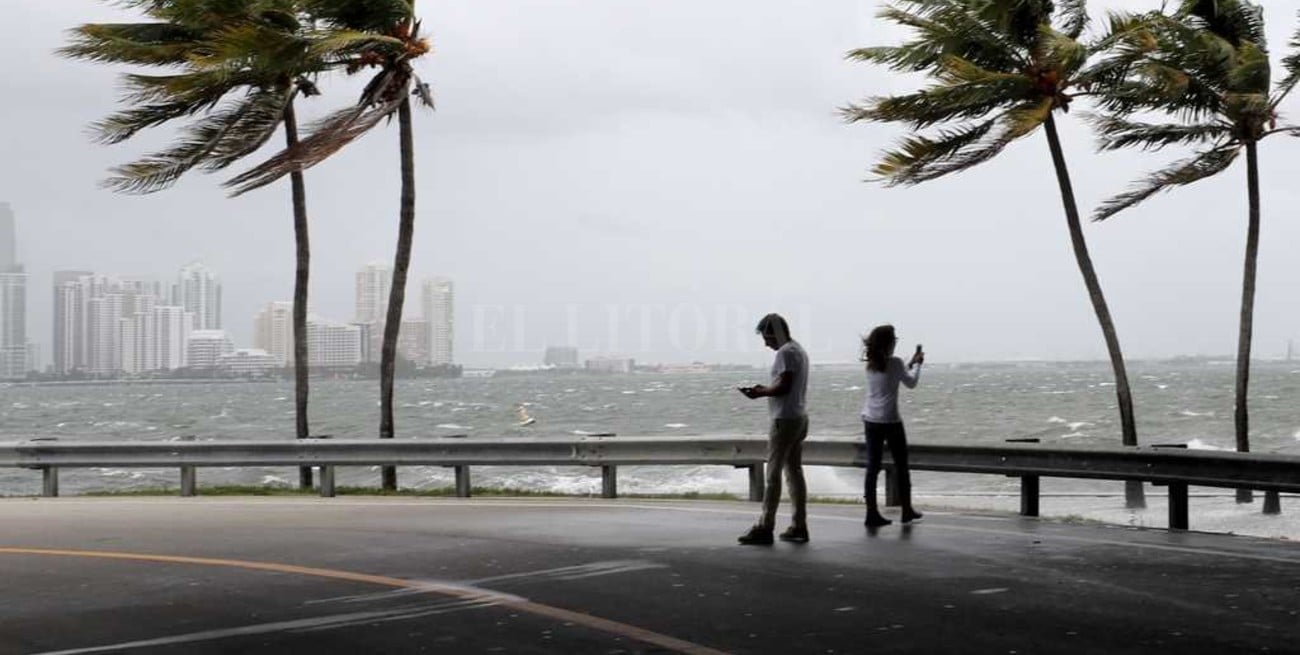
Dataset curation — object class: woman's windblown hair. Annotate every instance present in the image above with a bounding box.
[862,324,896,373]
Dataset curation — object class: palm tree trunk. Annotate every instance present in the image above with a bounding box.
[284,97,313,490]
[1043,114,1144,508]
[1234,141,1261,503]
[379,95,417,491]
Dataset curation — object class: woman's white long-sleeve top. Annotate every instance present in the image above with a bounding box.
[860,357,921,424]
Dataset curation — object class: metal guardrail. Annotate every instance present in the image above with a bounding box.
[3,436,1297,531]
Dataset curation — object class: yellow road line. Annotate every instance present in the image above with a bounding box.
[0,547,729,655]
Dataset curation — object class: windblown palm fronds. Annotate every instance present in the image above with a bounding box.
[60,1,340,193]
[1088,0,1298,220]
[224,7,433,196]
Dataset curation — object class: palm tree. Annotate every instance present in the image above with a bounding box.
[60,0,346,488]
[1088,2,1300,500]
[843,0,1145,506]
[228,0,433,491]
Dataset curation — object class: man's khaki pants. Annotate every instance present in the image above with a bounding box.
[758,415,809,530]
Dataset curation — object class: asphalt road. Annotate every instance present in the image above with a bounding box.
[0,497,1296,654]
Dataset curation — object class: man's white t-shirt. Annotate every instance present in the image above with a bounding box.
[769,341,809,420]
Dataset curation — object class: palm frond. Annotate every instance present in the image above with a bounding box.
[848,2,1027,74]
[1093,146,1239,220]
[1277,16,1300,105]
[102,86,291,194]
[226,71,408,196]
[872,98,1051,185]
[871,119,998,185]
[1177,0,1267,49]
[1087,114,1230,151]
[843,60,1033,129]
[58,23,202,66]
[1054,0,1089,40]
[302,0,413,32]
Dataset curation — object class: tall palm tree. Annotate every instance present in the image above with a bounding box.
[60,0,347,488]
[843,0,1145,506]
[228,0,433,491]
[1088,1,1300,499]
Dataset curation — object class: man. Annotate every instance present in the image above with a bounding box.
[737,313,810,545]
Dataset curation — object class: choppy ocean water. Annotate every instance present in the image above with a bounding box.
[2,361,1298,500]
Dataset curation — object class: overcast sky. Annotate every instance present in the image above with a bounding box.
[4,1,1300,367]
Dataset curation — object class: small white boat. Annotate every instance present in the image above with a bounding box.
[515,405,536,427]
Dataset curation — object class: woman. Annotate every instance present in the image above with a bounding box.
[860,324,924,527]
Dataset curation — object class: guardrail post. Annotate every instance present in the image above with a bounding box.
[884,465,900,507]
[1168,481,1189,530]
[601,466,617,499]
[42,466,59,498]
[305,435,334,498]
[1020,475,1040,517]
[319,464,335,498]
[1236,488,1253,504]
[1006,438,1041,517]
[455,465,471,498]
[180,466,197,497]
[747,464,764,502]
[600,433,617,499]
[179,435,196,497]
[1262,490,1281,515]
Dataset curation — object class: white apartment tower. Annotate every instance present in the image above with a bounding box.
[253,301,294,365]
[422,277,454,366]
[52,270,92,374]
[0,270,27,379]
[355,262,391,325]
[308,319,362,367]
[150,305,192,370]
[0,204,30,379]
[173,262,221,330]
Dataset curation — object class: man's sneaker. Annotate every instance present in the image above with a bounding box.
[901,509,924,524]
[737,525,774,545]
[865,513,893,528]
[778,526,810,543]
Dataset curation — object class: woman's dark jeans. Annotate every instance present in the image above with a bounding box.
[864,421,911,511]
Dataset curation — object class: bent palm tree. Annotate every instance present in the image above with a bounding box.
[1088,2,1300,484]
[843,0,1144,506]
[229,0,433,491]
[60,0,344,487]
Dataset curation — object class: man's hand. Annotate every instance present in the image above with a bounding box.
[909,350,925,368]
[738,385,766,399]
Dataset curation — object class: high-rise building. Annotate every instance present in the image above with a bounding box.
[149,305,192,371]
[0,203,15,273]
[0,205,29,379]
[398,320,428,364]
[87,294,126,374]
[422,277,454,366]
[52,270,92,374]
[253,301,294,365]
[0,270,28,379]
[172,262,221,330]
[355,262,391,325]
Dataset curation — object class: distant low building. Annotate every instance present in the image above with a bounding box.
[544,346,579,368]
[585,356,635,374]
[186,330,235,370]
[216,348,280,376]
